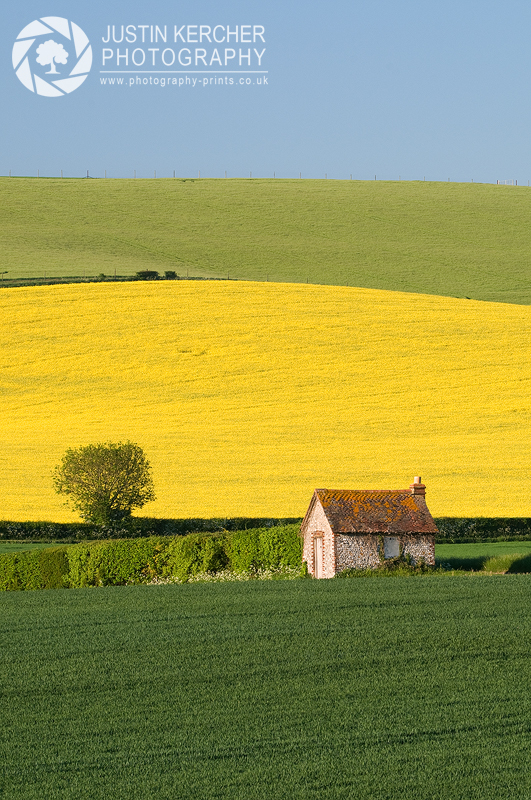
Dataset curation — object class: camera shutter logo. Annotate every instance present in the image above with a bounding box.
[12,17,92,96]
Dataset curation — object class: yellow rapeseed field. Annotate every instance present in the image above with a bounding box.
[1,281,529,520]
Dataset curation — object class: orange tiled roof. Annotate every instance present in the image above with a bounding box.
[314,489,438,534]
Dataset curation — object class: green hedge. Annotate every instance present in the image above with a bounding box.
[0,547,69,591]
[5,517,531,591]
[66,537,171,588]
[163,534,230,582]
[434,518,531,543]
[259,525,303,568]
[161,525,303,581]
[0,554,18,590]
[0,517,302,543]
[0,524,303,591]
[3,517,531,545]
[227,528,261,572]
[225,525,303,573]
[2,516,530,545]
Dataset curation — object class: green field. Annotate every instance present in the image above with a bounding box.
[2,578,531,799]
[0,541,66,554]
[1,178,531,303]
[436,541,531,572]
[436,541,531,559]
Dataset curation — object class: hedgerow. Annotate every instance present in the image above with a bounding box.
[2,517,530,545]
[162,533,230,582]
[66,537,171,588]
[0,516,302,543]
[0,524,304,590]
[4,520,531,591]
[434,517,531,543]
[0,547,69,590]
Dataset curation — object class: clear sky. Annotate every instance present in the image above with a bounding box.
[3,0,531,182]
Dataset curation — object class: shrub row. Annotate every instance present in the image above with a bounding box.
[0,524,304,591]
[0,547,70,590]
[0,517,303,543]
[434,518,531,543]
[2,517,531,545]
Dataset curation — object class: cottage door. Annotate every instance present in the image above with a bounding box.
[314,536,324,579]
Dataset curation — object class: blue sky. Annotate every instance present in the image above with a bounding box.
[3,0,531,182]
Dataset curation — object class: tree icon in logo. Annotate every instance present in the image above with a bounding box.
[36,40,68,75]
[12,17,92,96]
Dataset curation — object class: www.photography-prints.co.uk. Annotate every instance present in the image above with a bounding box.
[100,74,269,88]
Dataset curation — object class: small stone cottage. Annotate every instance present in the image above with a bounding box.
[300,477,437,578]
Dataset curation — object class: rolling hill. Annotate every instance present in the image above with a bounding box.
[1,281,529,521]
[1,177,530,304]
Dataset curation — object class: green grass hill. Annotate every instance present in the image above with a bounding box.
[1,177,530,303]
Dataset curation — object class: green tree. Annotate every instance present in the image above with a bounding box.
[53,441,156,524]
[135,270,159,280]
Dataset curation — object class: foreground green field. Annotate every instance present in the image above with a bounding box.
[2,281,530,520]
[1,178,531,303]
[2,578,530,799]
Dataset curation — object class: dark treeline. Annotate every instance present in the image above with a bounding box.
[0,517,303,543]
[1,517,531,544]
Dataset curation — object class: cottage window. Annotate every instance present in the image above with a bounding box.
[383,536,399,559]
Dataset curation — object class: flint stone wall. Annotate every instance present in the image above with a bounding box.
[335,533,435,571]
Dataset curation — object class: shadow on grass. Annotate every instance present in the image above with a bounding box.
[436,557,487,571]
[506,554,531,573]
[436,553,531,573]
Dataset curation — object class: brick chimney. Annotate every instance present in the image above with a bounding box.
[410,476,426,496]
